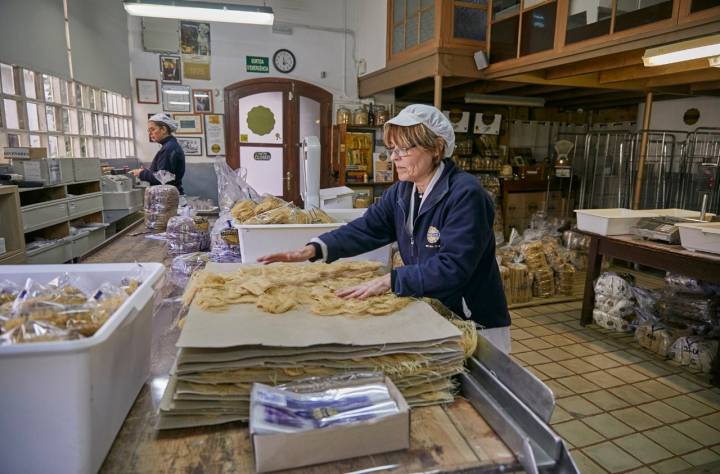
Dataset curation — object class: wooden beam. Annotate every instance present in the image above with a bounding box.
[599,59,711,84]
[691,80,720,92]
[550,92,646,108]
[634,92,653,210]
[508,85,570,96]
[543,88,608,102]
[545,50,644,80]
[434,75,443,108]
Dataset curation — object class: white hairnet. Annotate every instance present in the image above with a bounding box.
[385,104,455,157]
[149,112,178,132]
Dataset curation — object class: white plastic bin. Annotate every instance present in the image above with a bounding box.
[0,263,164,474]
[575,208,658,235]
[676,222,720,255]
[238,223,391,267]
[324,208,367,223]
[319,186,354,209]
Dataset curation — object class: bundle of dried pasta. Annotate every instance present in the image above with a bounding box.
[520,241,549,271]
[635,324,677,358]
[532,268,555,298]
[554,263,575,296]
[507,263,531,304]
[253,195,287,215]
[230,199,257,222]
[499,265,511,303]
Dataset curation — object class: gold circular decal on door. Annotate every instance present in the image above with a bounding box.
[247,105,275,136]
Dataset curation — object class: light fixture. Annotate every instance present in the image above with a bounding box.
[642,34,720,66]
[123,0,274,25]
[710,56,720,68]
[464,93,545,108]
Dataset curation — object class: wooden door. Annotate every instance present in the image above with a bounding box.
[225,78,332,204]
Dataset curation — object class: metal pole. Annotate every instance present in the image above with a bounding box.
[633,92,653,209]
[434,75,443,109]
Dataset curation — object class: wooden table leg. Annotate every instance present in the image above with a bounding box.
[581,236,603,326]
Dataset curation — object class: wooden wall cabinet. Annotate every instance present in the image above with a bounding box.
[0,185,26,264]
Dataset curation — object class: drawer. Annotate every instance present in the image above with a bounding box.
[86,227,106,251]
[68,193,103,219]
[69,232,90,259]
[26,241,72,264]
[72,158,101,182]
[102,189,143,210]
[22,200,69,232]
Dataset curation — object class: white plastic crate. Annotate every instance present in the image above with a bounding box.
[676,222,720,255]
[238,223,391,267]
[324,208,367,223]
[0,263,164,474]
[575,208,658,235]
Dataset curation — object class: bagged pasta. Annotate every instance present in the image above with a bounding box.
[669,336,718,373]
[166,212,210,255]
[214,160,260,213]
[210,217,242,263]
[593,273,634,332]
[657,292,718,324]
[635,324,676,357]
[144,171,180,231]
[170,252,210,288]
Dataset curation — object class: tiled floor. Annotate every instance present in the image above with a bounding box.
[508,301,720,474]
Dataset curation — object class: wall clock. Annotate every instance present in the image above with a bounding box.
[273,49,296,73]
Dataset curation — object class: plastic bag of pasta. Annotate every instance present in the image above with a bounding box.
[214,160,260,213]
[669,336,718,373]
[144,171,180,231]
[166,211,211,255]
[210,216,242,262]
[170,252,210,288]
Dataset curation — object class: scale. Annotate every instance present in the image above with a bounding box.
[631,216,694,244]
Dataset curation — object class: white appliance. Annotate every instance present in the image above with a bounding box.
[299,136,321,209]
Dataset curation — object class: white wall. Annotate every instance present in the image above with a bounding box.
[128,0,362,164]
[349,0,387,76]
[638,96,720,132]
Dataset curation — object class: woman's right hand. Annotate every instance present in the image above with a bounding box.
[257,245,316,264]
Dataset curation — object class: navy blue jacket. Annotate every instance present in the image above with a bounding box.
[139,135,185,194]
[319,159,510,329]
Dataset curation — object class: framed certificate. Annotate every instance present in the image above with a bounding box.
[161,84,191,112]
[173,113,203,134]
[204,113,225,156]
[136,79,159,104]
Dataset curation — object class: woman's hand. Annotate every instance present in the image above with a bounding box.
[129,168,143,177]
[257,245,316,264]
[336,274,391,300]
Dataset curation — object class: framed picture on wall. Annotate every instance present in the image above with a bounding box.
[192,88,213,113]
[161,84,191,112]
[136,79,159,104]
[173,113,203,134]
[204,114,225,156]
[159,54,182,83]
[177,137,202,156]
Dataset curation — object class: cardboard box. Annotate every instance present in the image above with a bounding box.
[2,147,48,160]
[251,377,410,473]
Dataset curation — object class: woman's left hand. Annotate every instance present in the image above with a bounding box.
[336,274,391,300]
[129,168,143,177]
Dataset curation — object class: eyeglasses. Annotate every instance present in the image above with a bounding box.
[386,146,415,157]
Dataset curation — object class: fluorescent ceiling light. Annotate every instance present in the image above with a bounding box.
[465,93,545,108]
[123,0,274,25]
[710,56,720,68]
[643,34,720,66]
[164,90,190,95]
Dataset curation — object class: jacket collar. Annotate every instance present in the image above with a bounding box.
[159,135,175,145]
[395,158,455,219]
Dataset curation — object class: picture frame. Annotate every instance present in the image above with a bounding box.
[204,113,225,156]
[136,79,159,104]
[159,54,182,83]
[161,84,191,112]
[173,113,203,134]
[192,88,213,113]
[177,136,202,156]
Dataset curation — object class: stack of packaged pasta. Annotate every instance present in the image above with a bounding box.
[157,261,474,429]
[144,171,180,231]
[166,214,210,255]
[521,241,554,298]
[593,272,635,332]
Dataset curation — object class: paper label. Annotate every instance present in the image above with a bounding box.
[22,161,43,181]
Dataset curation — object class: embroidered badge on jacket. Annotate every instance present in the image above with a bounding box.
[427,225,440,244]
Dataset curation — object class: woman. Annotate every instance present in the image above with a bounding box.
[130,113,185,194]
[258,104,510,352]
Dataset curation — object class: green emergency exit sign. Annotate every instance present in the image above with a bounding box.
[246,56,269,73]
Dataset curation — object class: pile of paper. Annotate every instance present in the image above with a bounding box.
[159,263,468,429]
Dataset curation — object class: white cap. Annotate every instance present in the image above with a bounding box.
[148,112,178,132]
[385,104,455,157]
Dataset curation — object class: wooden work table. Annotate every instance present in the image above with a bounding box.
[579,231,720,385]
[88,223,518,473]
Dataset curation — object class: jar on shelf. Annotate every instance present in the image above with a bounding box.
[336,106,351,125]
[375,105,389,126]
[352,105,369,126]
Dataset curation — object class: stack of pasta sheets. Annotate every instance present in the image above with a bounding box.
[158,262,466,429]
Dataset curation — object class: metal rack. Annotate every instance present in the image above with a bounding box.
[677,127,720,214]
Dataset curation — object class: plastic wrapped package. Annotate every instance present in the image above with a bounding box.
[664,273,706,294]
[669,336,719,373]
[635,324,677,357]
[532,269,555,298]
[499,265,511,303]
[214,160,260,213]
[496,246,517,267]
[166,214,210,255]
[593,273,634,332]
[210,217,242,263]
[170,252,210,288]
[594,272,634,299]
[593,310,633,332]
[554,264,575,296]
[657,292,718,324]
[144,171,180,231]
[562,229,591,250]
[0,274,137,345]
[249,372,399,434]
[230,199,257,223]
[520,241,549,271]
[507,263,532,304]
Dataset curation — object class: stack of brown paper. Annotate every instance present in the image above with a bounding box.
[158,263,466,429]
